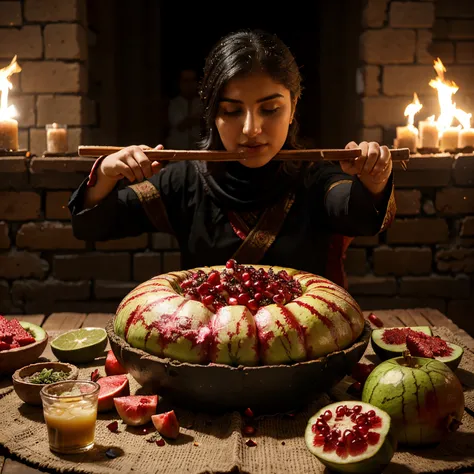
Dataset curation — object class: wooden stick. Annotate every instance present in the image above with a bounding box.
[77,145,410,162]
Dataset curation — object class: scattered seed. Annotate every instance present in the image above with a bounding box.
[193,442,200,446]
[246,439,257,447]
[244,408,254,417]
[156,438,165,447]
[107,421,119,433]
[243,425,255,435]
[105,448,118,459]
[281,441,286,446]
[90,369,100,382]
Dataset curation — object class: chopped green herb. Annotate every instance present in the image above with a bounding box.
[26,368,69,384]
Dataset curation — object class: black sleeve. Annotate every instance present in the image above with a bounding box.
[309,162,396,237]
[68,161,193,242]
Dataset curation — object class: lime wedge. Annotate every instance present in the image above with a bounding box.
[51,328,108,364]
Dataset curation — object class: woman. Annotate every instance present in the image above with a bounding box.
[69,29,396,289]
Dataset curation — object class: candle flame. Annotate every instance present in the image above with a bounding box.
[404,92,422,128]
[0,55,21,121]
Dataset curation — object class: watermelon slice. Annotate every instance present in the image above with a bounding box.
[105,350,127,376]
[114,395,158,426]
[152,410,180,439]
[97,374,130,412]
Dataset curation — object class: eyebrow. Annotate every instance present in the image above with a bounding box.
[219,93,284,104]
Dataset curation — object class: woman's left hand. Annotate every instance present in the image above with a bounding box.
[341,141,392,196]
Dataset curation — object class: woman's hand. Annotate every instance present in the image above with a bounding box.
[99,144,164,183]
[341,141,392,196]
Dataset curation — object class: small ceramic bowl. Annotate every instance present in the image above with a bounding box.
[12,361,79,406]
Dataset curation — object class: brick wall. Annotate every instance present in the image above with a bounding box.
[0,0,94,156]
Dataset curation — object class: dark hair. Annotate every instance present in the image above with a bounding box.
[198,29,303,151]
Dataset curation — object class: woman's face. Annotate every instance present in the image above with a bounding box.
[215,72,294,168]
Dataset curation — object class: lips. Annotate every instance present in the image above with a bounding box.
[239,143,268,154]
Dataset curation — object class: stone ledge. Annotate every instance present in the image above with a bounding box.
[0,157,28,173]
[29,156,95,173]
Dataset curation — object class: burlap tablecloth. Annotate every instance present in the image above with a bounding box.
[0,326,473,474]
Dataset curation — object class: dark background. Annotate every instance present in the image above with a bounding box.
[87,0,363,150]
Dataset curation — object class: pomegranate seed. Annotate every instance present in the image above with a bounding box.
[355,424,369,436]
[356,414,368,425]
[336,405,346,417]
[368,312,384,327]
[197,282,211,295]
[202,294,215,306]
[207,271,220,286]
[243,425,255,435]
[254,292,263,302]
[245,439,257,447]
[229,297,238,305]
[247,299,259,311]
[238,293,250,305]
[336,442,348,459]
[215,283,225,293]
[352,405,362,414]
[244,280,253,289]
[313,434,325,446]
[90,369,100,382]
[323,441,336,452]
[322,410,332,421]
[366,410,376,418]
[107,421,119,432]
[242,272,251,281]
[156,438,165,446]
[343,429,354,444]
[366,431,380,445]
[244,408,254,417]
[273,293,285,304]
[226,259,236,269]
[348,437,368,456]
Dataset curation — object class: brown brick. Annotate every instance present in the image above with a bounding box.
[44,24,87,60]
[373,246,432,275]
[400,274,470,298]
[436,0,474,19]
[360,127,383,143]
[53,253,131,280]
[0,222,10,248]
[363,97,413,127]
[351,235,380,247]
[0,2,22,26]
[389,2,434,28]
[444,66,474,94]
[24,0,80,21]
[16,222,86,249]
[348,275,397,295]
[387,218,449,243]
[435,188,474,215]
[363,0,389,27]
[29,129,85,159]
[18,129,29,151]
[447,299,474,337]
[436,246,474,272]
[393,169,452,188]
[0,280,20,313]
[11,95,35,127]
[344,248,368,276]
[21,61,87,94]
[461,216,474,236]
[456,42,474,64]
[133,252,162,282]
[29,128,47,157]
[151,233,179,250]
[394,189,421,215]
[361,66,380,96]
[11,279,90,307]
[447,20,474,40]
[0,157,29,190]
[355,296,446,314]
[453,155,474,186]
[95,234,148,250]
[361,29,416,65]
[37,95,81,126]
[94,281,138,300]
[427,41,455,63]
[31,300,119,314]
[416,30,435,65]
[0,192,41,220]
[163,252,182,273]
[0,250,48,278]
[0,26,42,59]
[46,191,72,219]
[383,66,435,96]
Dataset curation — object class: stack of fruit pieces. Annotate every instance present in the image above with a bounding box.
[0,316,39,350]
[304,316,466,473]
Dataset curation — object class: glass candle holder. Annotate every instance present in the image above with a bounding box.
[40,380,100,454]
[46,123,68,154]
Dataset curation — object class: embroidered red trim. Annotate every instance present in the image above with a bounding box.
[86,155,107,187]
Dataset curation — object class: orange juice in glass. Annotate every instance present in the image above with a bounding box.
[40,380,100,454]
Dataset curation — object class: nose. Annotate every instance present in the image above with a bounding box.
[242,110,262,138]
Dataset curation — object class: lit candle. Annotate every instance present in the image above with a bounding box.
[419,119,439,148]
[459,128,474,148]
[396,125,418,152]
[0,116,18,151]
[46,123,68,154]
[439,126,460,151]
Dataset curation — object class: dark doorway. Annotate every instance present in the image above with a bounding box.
[160,4,322,147]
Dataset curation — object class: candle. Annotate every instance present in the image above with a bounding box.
[396,125,418,152]
[439,126,460,151]
[459,128,474,148]
[419,120,439,148]
[0,117,18,151]
[46,123,68,154]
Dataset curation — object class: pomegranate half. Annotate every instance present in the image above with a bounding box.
[305,400,397,473]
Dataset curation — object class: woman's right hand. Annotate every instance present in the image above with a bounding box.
[99,144,164,183]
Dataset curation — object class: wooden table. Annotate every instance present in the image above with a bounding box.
[1,308,473,474]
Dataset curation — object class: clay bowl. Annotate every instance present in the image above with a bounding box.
[106,319,371,414]
[0,327,48,376]
[12,361,79,406]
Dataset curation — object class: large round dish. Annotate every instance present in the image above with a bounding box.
[106,318,370,413]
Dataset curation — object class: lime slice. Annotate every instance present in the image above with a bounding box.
[51,328,108,364]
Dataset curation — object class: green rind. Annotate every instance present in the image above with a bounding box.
[361,357,465,446]
[51,328,108,364]
[19,321,47,341]
[371,326,433,361]
[435,342,464,371]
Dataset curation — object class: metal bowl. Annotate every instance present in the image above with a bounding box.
[106,319,370,414]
